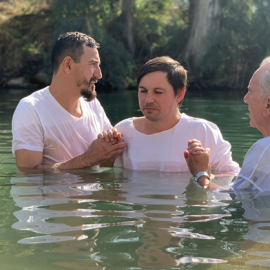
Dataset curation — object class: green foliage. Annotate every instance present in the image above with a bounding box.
[2,0,270,90]
[99,35,135,90]
[44,0,188,89]
[45,0,135,90]
[21,43,40,54]
[134,0,188,61]
[198,0,270,88]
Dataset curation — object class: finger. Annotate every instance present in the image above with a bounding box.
[205,148,211,155]
[106,129,115,142]
[111,128,118,138]
[111,142,127,151]
[110,146,127,157]
[97,133,104,139]
[189,146,204,153]
[116,133,124,143]
[189,150,203,156]
[188,139,202,146]
[187,142,203,150]
[102,131,110,142]
[183,150,189,161]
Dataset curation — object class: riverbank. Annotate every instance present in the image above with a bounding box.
[0,0,266,92]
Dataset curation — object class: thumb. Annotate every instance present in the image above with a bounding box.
[184,150,189,161]
[205,148,210,155]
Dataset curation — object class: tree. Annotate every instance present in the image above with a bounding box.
[115,0,136,55]
[179,0,221,69]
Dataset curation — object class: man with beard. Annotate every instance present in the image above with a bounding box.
[12,32,126,170]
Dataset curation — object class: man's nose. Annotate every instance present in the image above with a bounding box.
[94,66,102,79]
[243,92,249,104]
[145,92,155,103]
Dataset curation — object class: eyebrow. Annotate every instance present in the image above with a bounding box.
[89,59,101,64]
[139,86,166,91]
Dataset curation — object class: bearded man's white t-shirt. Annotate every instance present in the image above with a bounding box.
[114,115,240,173]
[12,87,112,165]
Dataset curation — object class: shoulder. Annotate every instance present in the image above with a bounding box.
[114,118,133,132]
[181,113,220,131]
[17,87,49,108]
[247,137,270,155]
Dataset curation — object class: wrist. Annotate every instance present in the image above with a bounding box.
[194,171,210,188]
[197,175,209,185]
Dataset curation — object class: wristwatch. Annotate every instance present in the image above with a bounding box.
[194,171,210,188]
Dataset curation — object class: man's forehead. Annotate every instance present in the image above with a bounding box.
[82,45,100,60]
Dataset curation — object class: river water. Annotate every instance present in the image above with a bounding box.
[1,89,269,270]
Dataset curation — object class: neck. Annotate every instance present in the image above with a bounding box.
[136,111,181,135]
[261,127,270,138]
[49,76,82,117]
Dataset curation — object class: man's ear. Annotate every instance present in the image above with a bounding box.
[62,56,74,75]
[177,88,186,102]
[263,96,270,117]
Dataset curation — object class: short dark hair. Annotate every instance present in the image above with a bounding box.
[137,56,187,107]
[51,32,100,74]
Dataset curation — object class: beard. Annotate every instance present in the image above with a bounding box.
[77,77,97,102]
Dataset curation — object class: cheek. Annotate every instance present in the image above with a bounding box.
[138,93,144,108]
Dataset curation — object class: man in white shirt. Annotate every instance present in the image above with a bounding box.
[186,57,270,191]
[12,32,126,170]
[100,56,239,173]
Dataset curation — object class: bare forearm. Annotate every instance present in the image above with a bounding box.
[16,137,126,171]
[36,152,95,170]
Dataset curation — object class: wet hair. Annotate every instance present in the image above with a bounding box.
[260,57,270,98]
[51,32,100,74]
[137,56,187,107]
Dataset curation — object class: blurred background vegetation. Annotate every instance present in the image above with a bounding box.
[0,0,270,91]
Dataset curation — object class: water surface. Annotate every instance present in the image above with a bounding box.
[0,89,268,270]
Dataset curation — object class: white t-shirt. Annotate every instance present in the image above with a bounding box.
[12,87,112,164]
[232,137,270,192]
[114,114,240,173]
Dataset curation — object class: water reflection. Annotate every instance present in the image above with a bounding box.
[235,191,270,267]
[9,168,243,268]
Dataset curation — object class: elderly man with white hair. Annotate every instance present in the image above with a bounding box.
[186,57,270,192]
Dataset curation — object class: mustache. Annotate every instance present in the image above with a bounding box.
[89,77,98,84]
[142,103,158,110]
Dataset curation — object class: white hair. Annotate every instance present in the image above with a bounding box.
[259,57,270,98]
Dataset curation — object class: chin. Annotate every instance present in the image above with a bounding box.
[249,120,256,128]
[144,115,160,122]
[81,88,97,102]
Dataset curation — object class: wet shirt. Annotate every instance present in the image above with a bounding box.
[232,136,270,192]
[12,87,112,164]
[114,114,240,173]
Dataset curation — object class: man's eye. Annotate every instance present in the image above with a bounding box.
[155,92,163,94]
[140,90,147,93]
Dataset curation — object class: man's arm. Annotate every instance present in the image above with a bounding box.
[16,137,126,170]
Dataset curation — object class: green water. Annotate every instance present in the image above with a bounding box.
[0,89,268,270]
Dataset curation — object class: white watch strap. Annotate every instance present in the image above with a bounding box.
[194,171,210,183]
